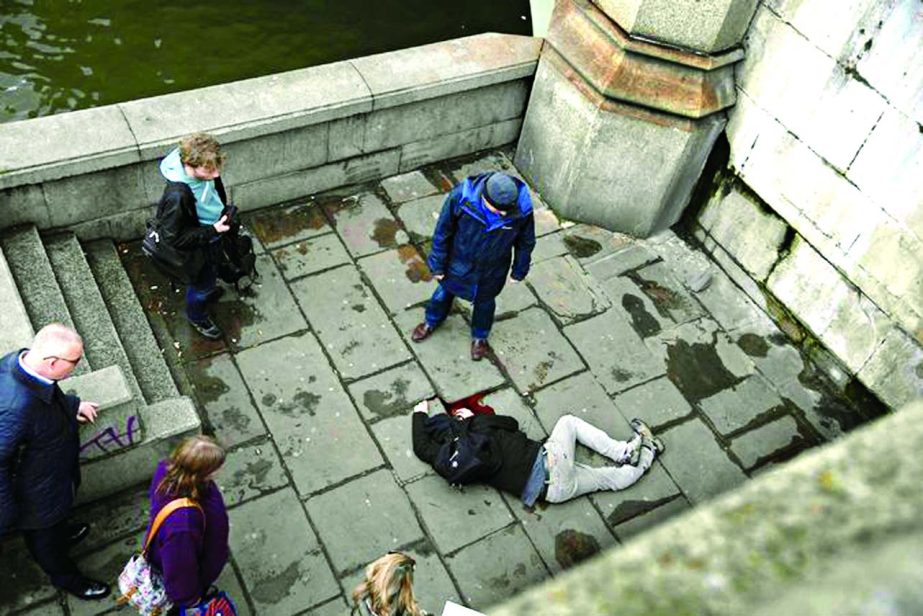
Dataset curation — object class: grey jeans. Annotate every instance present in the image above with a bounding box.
[544,414,654,503]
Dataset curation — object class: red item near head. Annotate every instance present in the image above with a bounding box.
[443,391,495,416]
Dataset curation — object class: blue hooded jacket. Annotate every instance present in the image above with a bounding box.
[159,148,225,226]
[427,173,536,302]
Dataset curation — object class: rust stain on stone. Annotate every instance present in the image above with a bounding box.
[371,218,400,248]
[554,529,600,569]
[397,244,433,283]
[249,203,327,245]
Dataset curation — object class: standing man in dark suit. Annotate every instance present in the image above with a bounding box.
[0,324,110,600]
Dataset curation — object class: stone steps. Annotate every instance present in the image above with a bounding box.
[85,240,179,404]
[0,225,88,376]
[0,245,33,355]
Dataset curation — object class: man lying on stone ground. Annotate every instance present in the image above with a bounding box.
[411,398,663,505]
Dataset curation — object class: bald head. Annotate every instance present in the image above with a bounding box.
[24,324,84,380]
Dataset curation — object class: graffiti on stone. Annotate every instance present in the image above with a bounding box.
[79,415,140,460]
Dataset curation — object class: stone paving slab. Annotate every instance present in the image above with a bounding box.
[213,254,308,351]
[187,352,267,448]
[394,311,506,402]
[381,170,443,204]
[590,462,682,529]
[311,597,351,616]
[68,536,137,616]
[482,387,547,440]
[16,601,64,616]
[0,537,57,613]
[323,191,410,258]
[229,489,338,614]
[600,275,673,340]
[613,495,691,540]
[306,469,424,575]
[370,413,432,482]
[560,224,634,265]
[585,244,660,281]
[243,200,331,249]
[612,376,694,430]
[527,255,610,325]
[359,246,435,314]
[340,541,461,615]
[564,309,664,395]
[657,419,747,505]
[529,231,569,263]
[235,333,383,496]
[698,374,787,436]
[446,525,548,610]
[347,361,435,423]
[71,486,148,557]
[730,415,806,470]
[395,194,445,242]
[457,280,537,321]
[504,495,615,574]
[216,439,289,508]
[445,150,518,184]
[290,265,410,381]
[490,307,585,394]
[271,233,353,280]
[627,261,706,326]
[405,475,514,555]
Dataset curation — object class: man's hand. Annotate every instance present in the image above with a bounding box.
[76,401,100,424]
[433,273,445,281]
[413,399,431,414]
[213,215,230,234]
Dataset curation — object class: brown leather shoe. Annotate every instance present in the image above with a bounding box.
[471,338,490,361]
[411,322,434,342]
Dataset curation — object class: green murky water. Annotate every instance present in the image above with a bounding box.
[0,0,532,123]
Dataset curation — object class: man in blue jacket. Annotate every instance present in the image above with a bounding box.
[412,172,536,360]
[0,324,110,600]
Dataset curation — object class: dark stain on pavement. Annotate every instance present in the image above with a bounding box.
[554,529,600,569]
[622,294,661,338]
[611,367,633,382]
[371,218,400,248]
[268,390,321,417]
[665,340,741,401]
[220,406,252,433]
[563,234,602,259]
[398,245,433,283]
[737,333,770,358]
[262,393,277,407]
[608,496,675,527]
[631,274,689,319]
[250,561,302,604]
[190,362,230,404]
[363,378,412,419]
[248,203,328,245]
[351,304,366,313]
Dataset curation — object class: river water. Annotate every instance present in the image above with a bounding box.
[0,0,532,123]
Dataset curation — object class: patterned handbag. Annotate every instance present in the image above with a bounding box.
[117,498,203,616]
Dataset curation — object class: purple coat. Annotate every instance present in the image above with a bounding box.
[146,460,229,607]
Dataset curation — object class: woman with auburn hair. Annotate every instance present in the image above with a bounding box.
[145,435,229,615]
[352,552,429,616]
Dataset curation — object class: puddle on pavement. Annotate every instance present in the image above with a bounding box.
[622,294,661,338]
[262,389,320,417]
[563,234,602,259]
[737,333,770,358]
[554,529,601,569]
[247,202,328,245]
[250,561,301,604]
[665,339,742,401]
[188,360,231,404]
[397,244,433,283]
[363,377,412,419]
[371,218,400,248]
[630,272,691,320]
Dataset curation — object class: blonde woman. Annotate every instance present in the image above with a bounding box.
[352,552,429,616]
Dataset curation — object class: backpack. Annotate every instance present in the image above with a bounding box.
[215,226,258,291]
[142,183,203,285]
[428,415,500,486]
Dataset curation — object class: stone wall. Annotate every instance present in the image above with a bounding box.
[0,33,541,240]
[691,0,923,408]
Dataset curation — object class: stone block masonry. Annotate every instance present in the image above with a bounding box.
[0,33,541,240]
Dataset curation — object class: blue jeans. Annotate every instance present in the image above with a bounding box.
[185,244,218,323]
[425,284,496,340]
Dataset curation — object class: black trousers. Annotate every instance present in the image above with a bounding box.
[22,519,80,589]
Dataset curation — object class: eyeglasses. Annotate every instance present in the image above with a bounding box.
[44,354,83,366]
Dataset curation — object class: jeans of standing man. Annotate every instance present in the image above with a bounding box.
[185,241,219,323]
[22,519,81,590]
[543,414,654,503]
[424,283,496,340]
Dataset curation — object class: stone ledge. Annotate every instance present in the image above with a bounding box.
[490,399,923,615]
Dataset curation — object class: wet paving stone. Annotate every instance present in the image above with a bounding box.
[590,461,682,529]
[370,413,432,482]
[381,170,443,204]
[504,494,615,574]
[600,275,673,339]
[216,439,289,507]
[530,231,569,263]
[563,309,663,395]
[730,415,807,470]
[213,254,308,351]
[394,311,506,402]
[187,352,266,448]
[613,495,691,540]
[16,601,65,615]
[612,376,694,430]
[445,150,519,184]
[490,307,584,394]
[324,191,410,257]
[527,255,611,325]
[71,485,148,556]
[446,525,548,610]
[585,244,660,281]
[481,387,547,440]
[395,194,445,242]
[359,245,435,314]
[657,419,747,505]
[214,565,252,616]
[561,224,634,265]
[627,261,705,326]
[271,233,352,280]
[348,361,434,423]
[457,280,537,321]
[68,535,137,616]
[229,489,338,614]
[698,374,788,436]
[235,332,383,496]
[243,200,331,249]
[306,469,424,575]
[0,536,59,612]
[405,475,514,555]
[290,265,410,381]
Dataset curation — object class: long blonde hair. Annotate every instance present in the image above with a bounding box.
[352,552,424,616]
[156,435,225,501]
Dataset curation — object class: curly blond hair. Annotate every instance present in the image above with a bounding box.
[178,132,226,171]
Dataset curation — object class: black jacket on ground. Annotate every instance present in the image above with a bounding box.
[412,413,542,497]
[0,351,81,533]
